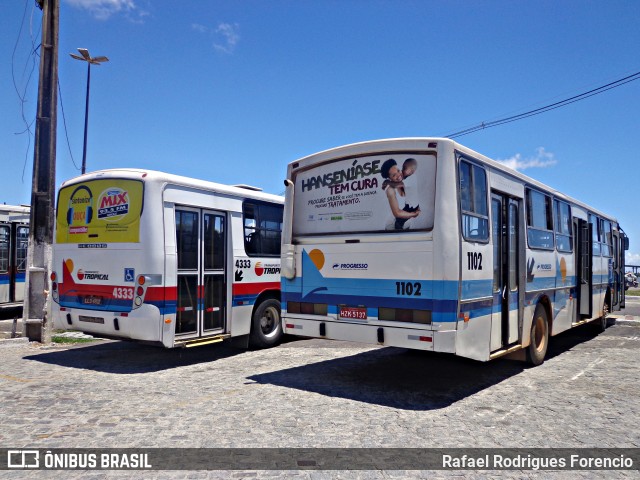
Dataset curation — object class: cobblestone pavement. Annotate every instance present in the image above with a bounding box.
[0,320,638,479]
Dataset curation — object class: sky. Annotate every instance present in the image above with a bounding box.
[1,0,639,265]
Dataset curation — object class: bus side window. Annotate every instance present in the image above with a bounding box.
[554,200,572,252]
[526,188,554,250]
[16,226,29,271]
[458,159,488,242]
[243,201,284,257]
[589,214,601,256]
[601,219,612,257]
[0,226,9,273]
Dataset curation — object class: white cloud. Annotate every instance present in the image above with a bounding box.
[65,0,138,21]
[192,22,241,54]
[191,23,208,34]
[213,23,240,54]
[496,147,557,171]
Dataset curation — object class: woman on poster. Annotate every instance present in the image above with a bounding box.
[380,158,420,230]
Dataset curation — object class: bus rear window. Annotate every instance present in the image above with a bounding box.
[292,152,436,236]
[56,179,144,244]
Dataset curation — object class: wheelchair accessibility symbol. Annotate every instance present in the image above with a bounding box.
[124,268,135,283]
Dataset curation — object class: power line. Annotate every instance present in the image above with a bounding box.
[57,79,81,171]
[12,0,42,182]
[444,70,640,139]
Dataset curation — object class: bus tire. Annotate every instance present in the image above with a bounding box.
[526,304,549,366]
[249,298,282,348]
[595,296,610,333]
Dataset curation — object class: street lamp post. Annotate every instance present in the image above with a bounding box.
[70,48,108,174]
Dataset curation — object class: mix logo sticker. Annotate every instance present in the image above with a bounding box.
[98,188,130,221]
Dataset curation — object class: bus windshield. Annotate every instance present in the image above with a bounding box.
[56,179,144,244]
[292,152,436,236]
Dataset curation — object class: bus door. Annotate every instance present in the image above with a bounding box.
[0,224,10,303]
[175,208,227,338]
[620,232,627,309]
[574,218,592,319]
[612,229,621,311]
[13,225,28,303]
[490,194,520,350]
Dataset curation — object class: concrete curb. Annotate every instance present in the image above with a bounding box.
[612,318,640,326]
[609,314,640,326]
[0,337,29,347]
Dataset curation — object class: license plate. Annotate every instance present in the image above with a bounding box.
[82,295,103,306]
[339,306,367,320]
[78,315,104,324]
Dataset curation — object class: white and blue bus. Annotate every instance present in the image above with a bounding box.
[52,169,284,348]
[280,138,628,365]
[0,205,29,311]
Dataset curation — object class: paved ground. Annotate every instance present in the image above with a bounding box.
[0,312,638,478]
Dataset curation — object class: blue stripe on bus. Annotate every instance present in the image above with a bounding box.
[232,294,259,307]
[58,295,133,313]
[0,273,26,281]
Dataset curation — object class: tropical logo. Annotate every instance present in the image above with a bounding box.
[254,262,264,276]
[255,262,280,276]
[97,188,130,221]
[76,269,109,281]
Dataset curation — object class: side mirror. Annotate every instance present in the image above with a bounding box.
[624,237,630,251]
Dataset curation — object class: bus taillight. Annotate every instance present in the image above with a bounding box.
[51,271,59,302]
[133,275,148,310]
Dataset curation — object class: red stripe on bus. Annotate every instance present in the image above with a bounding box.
[145,286,175,301]
[232,281,280,295]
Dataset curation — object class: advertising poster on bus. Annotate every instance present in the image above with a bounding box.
[56,179,143,244]
[292,153,436,235]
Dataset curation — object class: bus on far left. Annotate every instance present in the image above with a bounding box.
[0,205,29,312]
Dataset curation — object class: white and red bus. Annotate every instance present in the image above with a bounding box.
[52,169,284,348]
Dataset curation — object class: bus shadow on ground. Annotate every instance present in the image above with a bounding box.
[248,325,603,411]
[23,340,245,374]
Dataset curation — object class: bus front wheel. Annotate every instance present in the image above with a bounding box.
[526,305,549,366]
[249,298,282,348]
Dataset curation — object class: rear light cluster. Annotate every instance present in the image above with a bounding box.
[50,272,59,302]
[286,301,328,315]
[379,307,431,324]
[286,301,431,325]
[133,275,148,310]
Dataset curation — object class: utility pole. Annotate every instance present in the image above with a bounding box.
[23,0,59,343]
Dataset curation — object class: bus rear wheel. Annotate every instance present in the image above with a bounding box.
[595,298,610,333]
[526,305,549,366]
[249,298,282,348]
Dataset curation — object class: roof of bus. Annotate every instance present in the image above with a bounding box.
[287,137,618,224]
[0,204,30,214]
[59,168,284,204]
[0,204,30,223]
